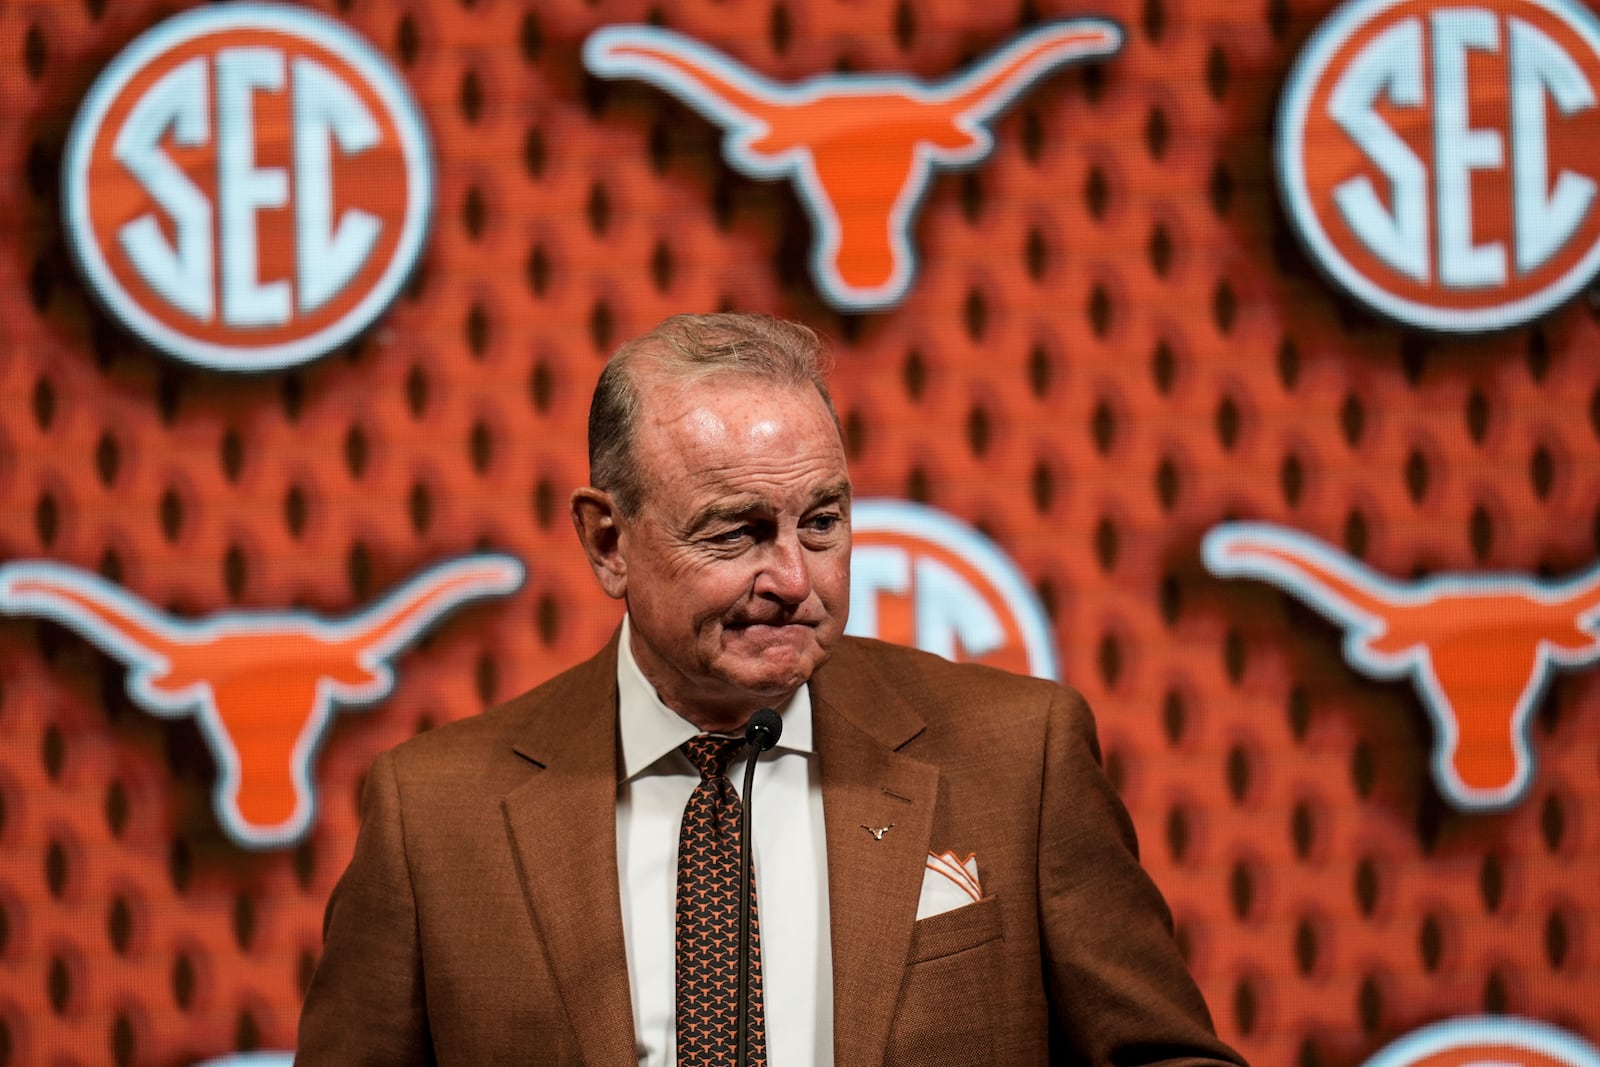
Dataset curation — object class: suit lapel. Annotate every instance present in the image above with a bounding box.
[501,636,637,1066]
[812,643,938,1067]
[497,635,938,1065]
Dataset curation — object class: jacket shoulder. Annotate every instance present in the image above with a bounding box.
[826,636,1092,753]
[380,642,615,785]
[833,635,1075,706]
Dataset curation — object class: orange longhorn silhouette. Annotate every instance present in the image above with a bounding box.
[1204,524,1600,811]
[583,21,1122,309]
[0,555,523,847]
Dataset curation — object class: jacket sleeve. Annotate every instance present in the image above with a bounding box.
[296,750,436,1066]
[1037,687,1250,1066]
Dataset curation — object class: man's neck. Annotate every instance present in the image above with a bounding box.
[624,625,787,735]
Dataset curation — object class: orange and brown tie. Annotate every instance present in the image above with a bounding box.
[676,736,767,1067]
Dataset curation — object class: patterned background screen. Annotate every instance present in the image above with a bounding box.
[0,0,1596,1064]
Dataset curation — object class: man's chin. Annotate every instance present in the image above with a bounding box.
[718,636,830,696]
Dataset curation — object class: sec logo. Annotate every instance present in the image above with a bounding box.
[1278,0,1600,331]
[63,3,433,371]
[847,499,1059,680]
[1361,1016,1600,1067]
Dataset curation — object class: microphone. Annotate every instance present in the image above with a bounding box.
[745,706,783,753]
[736,708,782,1067]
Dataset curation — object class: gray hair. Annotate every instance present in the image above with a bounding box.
[587,312,839,516]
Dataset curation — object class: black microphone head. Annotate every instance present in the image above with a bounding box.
[745,707,783,752]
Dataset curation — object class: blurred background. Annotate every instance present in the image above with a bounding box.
[0,0,1597,1064]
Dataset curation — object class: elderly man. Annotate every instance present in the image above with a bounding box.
[298,313,1244,1066]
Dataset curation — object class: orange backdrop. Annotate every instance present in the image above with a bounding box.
[0,1,1596,1065]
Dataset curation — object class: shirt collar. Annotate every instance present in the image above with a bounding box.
[615,613,815,783]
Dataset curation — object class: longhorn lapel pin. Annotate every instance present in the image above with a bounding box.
[860,823,894,841]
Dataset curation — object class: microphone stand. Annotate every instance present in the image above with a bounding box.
[737,708,782,1067]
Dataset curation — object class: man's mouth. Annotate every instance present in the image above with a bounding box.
[728,618,816,633]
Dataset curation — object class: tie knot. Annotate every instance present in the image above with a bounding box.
[681,735,745,781]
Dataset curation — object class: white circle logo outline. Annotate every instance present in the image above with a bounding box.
[1361,1015,1600,1067]
[849,498,1060,681]
[62,2,434,372]
[1276,0,1600,332]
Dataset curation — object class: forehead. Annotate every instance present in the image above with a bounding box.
[634,369,833,435]
[630,373,846,492]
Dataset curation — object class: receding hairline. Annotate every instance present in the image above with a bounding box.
[625,350,835,407]
[625,365,847,458]
[610,313,835,387]
[587,312,843,515]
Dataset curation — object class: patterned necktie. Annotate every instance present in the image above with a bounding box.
[677,735,767,1067]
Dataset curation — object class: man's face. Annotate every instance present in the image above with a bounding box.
[604,374,851,728]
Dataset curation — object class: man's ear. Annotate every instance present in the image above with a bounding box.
[571,487,628,599]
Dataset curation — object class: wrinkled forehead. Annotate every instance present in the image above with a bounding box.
[627,370,850,495]
[633,364,838,431]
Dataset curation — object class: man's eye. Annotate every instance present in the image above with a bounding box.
[807,513,841,533]
[710,526,750,544]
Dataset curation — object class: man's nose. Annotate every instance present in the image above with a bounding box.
[755,534,813,604]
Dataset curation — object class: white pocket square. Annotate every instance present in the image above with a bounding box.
[917,849,982,920]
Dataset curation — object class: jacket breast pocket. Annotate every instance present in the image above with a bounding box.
[885,894,1003,1067]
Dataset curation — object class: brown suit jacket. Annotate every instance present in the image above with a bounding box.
[297,634,1245,1066]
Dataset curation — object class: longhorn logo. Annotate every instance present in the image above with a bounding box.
[583,21,1122,310]
[1203,523,1600,812]
[0,555,523,848]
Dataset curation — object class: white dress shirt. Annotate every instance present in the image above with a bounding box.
[615,616,834,1066]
